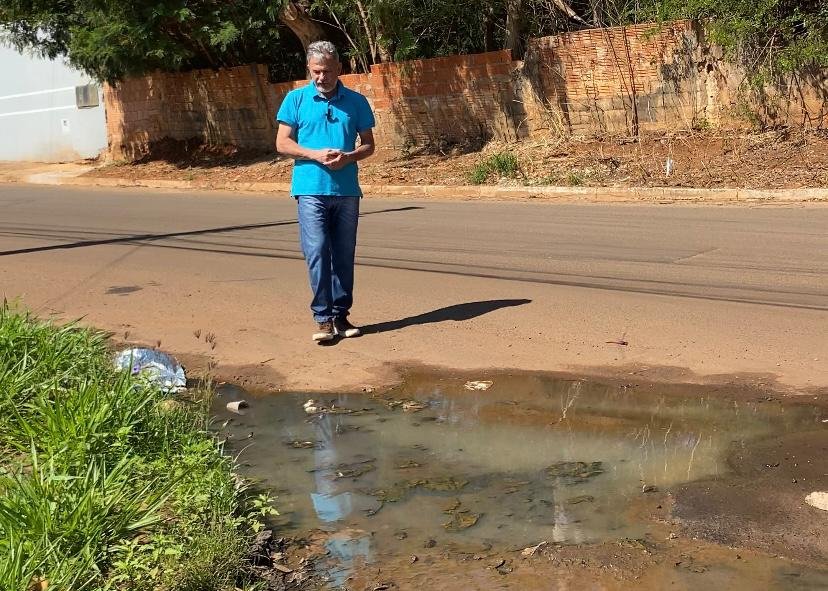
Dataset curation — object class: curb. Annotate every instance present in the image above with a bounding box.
[21,172,828,203]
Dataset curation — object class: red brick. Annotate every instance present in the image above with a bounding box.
[108,19,780,155]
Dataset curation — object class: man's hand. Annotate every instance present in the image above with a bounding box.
[312,149,342,166]
[324,152,352,171]
[276,123,370,170]
[277,125,343,165]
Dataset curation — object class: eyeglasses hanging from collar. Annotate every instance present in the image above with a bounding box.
[325,104,334,123]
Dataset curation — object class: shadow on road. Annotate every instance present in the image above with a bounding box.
[361,299,532,334]
[0,205,424,257]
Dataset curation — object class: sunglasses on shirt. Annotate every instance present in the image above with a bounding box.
[325,104,335,123]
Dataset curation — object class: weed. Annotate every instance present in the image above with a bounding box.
[468,163,490,185]
[0,302,272,589]
[692,117,712,131]
[488,152,519,177]
[467,151,520,185]
[159,522,249,591]
[205,331,217,349]
[566,171,585,186]
[732,96,764,131]
[400,137,416,160]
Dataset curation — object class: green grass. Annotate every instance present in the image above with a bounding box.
[0,302,275,590]
[468,151,520,185]
[566,171,585,186]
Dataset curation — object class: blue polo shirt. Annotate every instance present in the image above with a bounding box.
[277,81,375,197]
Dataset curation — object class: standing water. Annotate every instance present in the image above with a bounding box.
[212,371,821,586]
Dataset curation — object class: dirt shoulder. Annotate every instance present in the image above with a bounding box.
[82,130,828,193]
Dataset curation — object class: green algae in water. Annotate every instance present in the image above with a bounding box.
[566,494,595,505]
[545,461,605,483]
[367,476,469,502]
[442,510,482,532]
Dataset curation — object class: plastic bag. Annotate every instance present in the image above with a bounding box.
[113,348,186,393]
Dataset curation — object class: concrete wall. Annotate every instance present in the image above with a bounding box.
[104,20,828,159]
[0,45,107,162]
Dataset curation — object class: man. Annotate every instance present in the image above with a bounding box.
[276,41,376,342]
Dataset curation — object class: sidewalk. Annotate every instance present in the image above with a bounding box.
[2,160,828,203]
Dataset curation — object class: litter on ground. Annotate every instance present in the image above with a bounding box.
[113,347,186,393]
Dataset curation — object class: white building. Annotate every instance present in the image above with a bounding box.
[0,43,107,162]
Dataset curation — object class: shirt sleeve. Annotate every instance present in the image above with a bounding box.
[356,95,376,132]
[276,91,298,128]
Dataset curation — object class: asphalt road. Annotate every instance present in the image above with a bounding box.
[1,184,826,391]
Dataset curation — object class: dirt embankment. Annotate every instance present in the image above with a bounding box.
[85,130,828,190]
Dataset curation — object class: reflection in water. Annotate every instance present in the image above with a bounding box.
[322,531,372,588]
[214,373,819,587]
[311,415,353,523]
[310,414,373,585]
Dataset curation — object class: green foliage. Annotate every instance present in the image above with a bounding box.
[0,453,169,590]
[468,151,520,184]
[468,164,491,185]
[308,0,509,72]
[309,0,828,78]
[1,0,824,82]
[0,303,110,409]
[733,96,765,128]
[566,170,585,186]
[0,303,274,590]
[640,0,828,74]
[0,0,298,82]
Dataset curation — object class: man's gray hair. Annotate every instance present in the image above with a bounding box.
[307,41,339,63]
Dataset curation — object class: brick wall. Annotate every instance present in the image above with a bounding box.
[522,20,702,135]
[367,50,520,148]
[706,63,828,129]
[104,20,828,159]
[268,52,519,149]
[105,64,275,160]
[522,20,828,134]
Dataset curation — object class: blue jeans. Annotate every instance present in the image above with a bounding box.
[297,195,360,323]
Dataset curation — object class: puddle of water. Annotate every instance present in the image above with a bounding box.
[212,372,821,586]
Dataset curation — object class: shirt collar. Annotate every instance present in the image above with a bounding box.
[309,80,344,101]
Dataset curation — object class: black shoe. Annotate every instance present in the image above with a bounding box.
[333,317,361,338]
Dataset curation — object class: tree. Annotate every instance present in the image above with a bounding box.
[1,0,824,83]
[643,0,828,74]
[0,0,302,82]
[506,0,526,57]
[279,1,326,49]
[304,0,511,71]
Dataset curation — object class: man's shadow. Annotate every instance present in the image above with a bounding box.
[360,299,532,335]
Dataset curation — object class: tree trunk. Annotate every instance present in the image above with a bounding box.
[483,5,497,52]
[551,0,589,26]
[279,1,326,50]
[354,0,379,63]
[505,0,525,58]
[589,0,604,27]
[375,23,393,62]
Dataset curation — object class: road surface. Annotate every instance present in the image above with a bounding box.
[1,184,826,392]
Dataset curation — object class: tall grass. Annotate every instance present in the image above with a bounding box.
[0,303,273,590]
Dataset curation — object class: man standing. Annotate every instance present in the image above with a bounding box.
[276,41,376,342]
